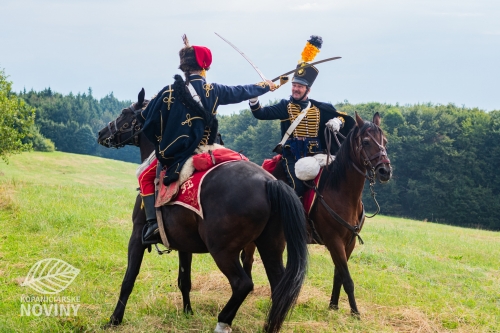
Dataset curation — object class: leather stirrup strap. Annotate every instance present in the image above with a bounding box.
[154,168,171,249]
[155,206,170,248]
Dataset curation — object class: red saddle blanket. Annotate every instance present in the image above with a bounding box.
[165,149,248,218]
[167,161,236,218]
[261,155,322,215]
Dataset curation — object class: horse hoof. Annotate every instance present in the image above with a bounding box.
[329,304,339,311]
[350,310,361,319]
[104,316,121,328]
[214,322,232,333]
[184,305,193,315]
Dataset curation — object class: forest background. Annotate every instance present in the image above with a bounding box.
[3,71,499,231]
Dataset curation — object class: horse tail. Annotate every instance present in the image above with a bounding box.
[265,180,308,333]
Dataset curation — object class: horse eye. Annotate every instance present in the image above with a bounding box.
[362,139,370,146]
[122,123,129,128]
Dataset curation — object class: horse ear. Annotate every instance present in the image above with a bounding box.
[373,112,381,126]
[138,88,145,106]
[355,112,364,128]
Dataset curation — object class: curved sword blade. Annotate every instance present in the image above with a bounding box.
[215,32,268,82]
[270,57,342,82]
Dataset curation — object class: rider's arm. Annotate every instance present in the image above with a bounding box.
[213,80,275,106]
[249,99,289,120]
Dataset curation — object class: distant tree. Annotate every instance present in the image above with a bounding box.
[22,124,55,152]
[0,69,35,162]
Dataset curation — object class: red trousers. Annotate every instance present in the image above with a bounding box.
[138,158,157,196]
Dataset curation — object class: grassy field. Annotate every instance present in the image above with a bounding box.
[0,152,499,333]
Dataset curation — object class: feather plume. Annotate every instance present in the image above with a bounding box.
[300,35,323,63]
[182,34,190,48]
[301,42,320,63]
[308,35,323,49]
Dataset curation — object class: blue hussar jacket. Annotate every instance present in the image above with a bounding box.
[250,97,355,156]
[141,74,271,185]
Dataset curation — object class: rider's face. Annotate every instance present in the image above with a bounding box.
[291,83,309,101]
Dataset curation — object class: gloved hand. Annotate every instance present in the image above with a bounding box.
[249,97,259,106]
[265,80,277,91]
[326,117,343,132]
[279,75,289,86]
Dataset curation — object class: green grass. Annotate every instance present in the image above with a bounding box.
[1,152,499,332]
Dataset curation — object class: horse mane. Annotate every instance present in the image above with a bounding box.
[324,120,376,190]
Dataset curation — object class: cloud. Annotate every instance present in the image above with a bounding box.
[430,12,484,17]
[291,2,322,11]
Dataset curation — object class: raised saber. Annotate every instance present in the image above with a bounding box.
[215,32,342,83]
[215,32,269,82]
[270,56,342,82]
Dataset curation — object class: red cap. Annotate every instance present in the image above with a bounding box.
[192,46,212,69]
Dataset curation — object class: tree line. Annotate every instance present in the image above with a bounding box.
[17,87,138,163]
[2,70,498,230]
[219,102,500,231]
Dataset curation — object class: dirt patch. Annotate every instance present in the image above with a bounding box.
[251,285,271,297]
[297,284,328,304]
[14,277,26,286]
[0,182,18,212]
[192,271,231,292]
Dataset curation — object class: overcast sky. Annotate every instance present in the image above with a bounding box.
[1,0,499,114]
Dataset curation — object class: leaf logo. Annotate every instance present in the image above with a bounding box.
[21,258,80,294]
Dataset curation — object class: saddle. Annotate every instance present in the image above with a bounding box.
[155,145,248,209]
[262,154,332,215]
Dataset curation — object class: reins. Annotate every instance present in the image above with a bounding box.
[304,181,365,246]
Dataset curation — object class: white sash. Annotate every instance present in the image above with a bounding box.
[277,101,311,146]
[186,83,204,108]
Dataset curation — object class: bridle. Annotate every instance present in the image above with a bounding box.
[101,103,145,148]
[351,124,391,218]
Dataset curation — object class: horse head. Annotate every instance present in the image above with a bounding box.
[352,112,392,183]
[97,88,149,148]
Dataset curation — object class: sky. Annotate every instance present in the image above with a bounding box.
[1,0,499,114]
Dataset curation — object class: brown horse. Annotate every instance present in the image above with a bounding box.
[97,89,308,333]
[269,111,392,315]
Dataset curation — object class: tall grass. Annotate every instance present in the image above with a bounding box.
[0,152,498,332]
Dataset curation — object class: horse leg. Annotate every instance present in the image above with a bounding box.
[178,251,193,314]
[212,254,254,332]
[240,243,256,281]
[108,222,146,325]
[327,241,359,316]
[329,266,342,310]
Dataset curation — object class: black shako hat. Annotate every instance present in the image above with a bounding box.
[292,35,322,87]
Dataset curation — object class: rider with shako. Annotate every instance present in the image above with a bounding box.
[138,35,277,244]
[249,36,355,198]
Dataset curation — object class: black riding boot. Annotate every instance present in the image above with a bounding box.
[142,195,160,245]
